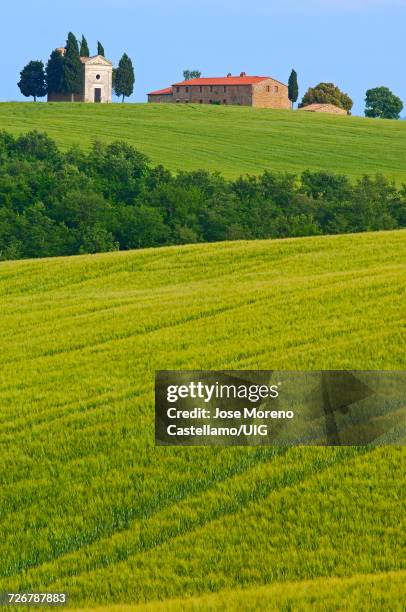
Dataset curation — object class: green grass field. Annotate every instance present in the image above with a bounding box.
[1,102,406,180]
[0,230,405,609]
[75,571,406,611]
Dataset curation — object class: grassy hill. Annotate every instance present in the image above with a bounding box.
[1,102,406,181]
[0,230,405,609]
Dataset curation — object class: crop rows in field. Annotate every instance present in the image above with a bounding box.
[77,570,406,611]
[0,231,405,607]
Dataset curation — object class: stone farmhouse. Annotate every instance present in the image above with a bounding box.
[148,72,290,109]
[48,48,113,103]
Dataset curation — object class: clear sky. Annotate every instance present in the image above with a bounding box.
[2,0,405,115]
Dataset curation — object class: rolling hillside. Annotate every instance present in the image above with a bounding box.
[1,102,406,180]
[0,231,405,609]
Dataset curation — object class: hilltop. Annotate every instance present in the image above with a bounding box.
[0,231,405,608]
[1,102,406,181]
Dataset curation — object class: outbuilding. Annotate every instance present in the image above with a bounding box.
[298,103,348,115]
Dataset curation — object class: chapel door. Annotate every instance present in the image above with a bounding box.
[94,88,102,103]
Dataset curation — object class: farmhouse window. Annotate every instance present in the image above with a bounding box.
[275,86,279,93]
[186,87,189,92]
[266,86,270,92]
[200,86,203,92]
[176,87,180,93]
[224,86,227,93]
[210,86,213,92]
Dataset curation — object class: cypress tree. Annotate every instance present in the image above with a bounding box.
[114,53,135,102]
[46,49,65,94]
[17,61,47,102]
[62,32,83,102]
[80,35,90,57]
[288,69,299,109]
[97,41,105,57]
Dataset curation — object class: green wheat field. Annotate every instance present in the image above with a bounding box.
[0,230,405,609]
[1,102,406,180]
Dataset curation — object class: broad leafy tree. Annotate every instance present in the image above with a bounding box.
[80,35,90,57]
[46,49,65,94]
[17,61,47,101]
[97,41,105,57]
[183,70,202,81]
[365,87,404,120]
[62,32,83,101]
[114,53,135,102]
[300,82,353,113]
[288,69,299,109]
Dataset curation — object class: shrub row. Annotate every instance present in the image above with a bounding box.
[0,131,405,260]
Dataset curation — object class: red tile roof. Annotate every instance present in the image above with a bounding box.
[172,76,270,86]
[149,87,173,96]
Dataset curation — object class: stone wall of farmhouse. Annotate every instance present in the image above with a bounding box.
[148,93,174,103]
[252,79,290,109]
[167,79,290,108]
[173,84,253,106]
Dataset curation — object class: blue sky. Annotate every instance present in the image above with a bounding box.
[2,0,405,115]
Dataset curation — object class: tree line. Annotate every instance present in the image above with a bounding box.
[18,47,403,118]
[287,70,404,119]
[18,33,135,102]
[0,131,405,261]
